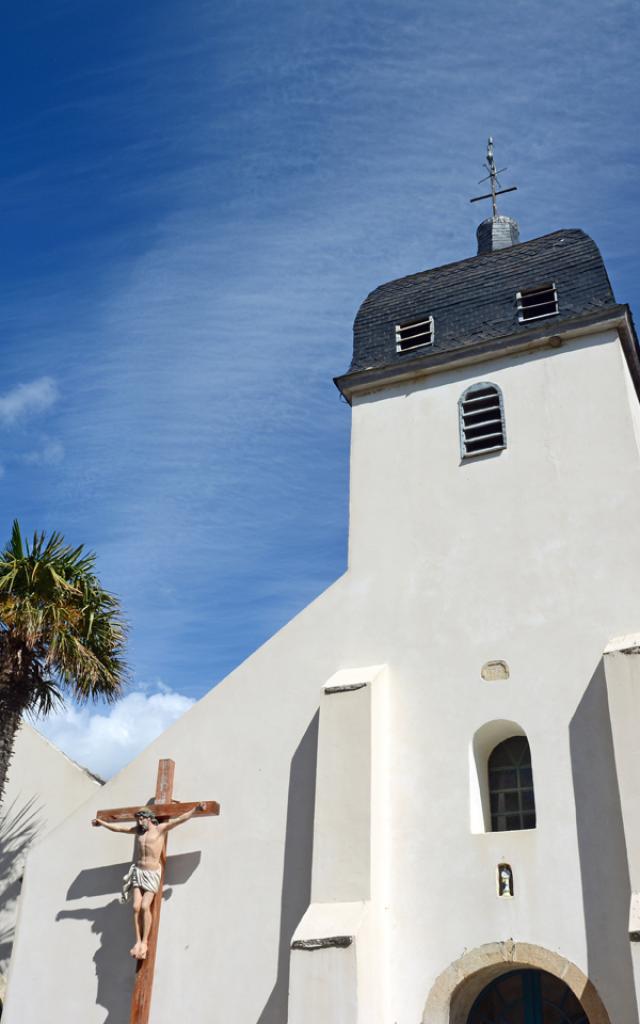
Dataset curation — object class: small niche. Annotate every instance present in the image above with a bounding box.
[497,863,514,898]
[481,660,510,682]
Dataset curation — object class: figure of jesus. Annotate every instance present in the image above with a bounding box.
[92,804,204,959]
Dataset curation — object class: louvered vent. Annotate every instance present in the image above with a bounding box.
[395,316,434,353]
[460,383,506,458]
[517,283,558,322]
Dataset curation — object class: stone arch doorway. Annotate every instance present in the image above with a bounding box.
[422,942,612,1024]
[467,968,587,1023]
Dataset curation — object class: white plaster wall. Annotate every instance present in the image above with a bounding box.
[289,667,388,1024]
[603,635,640,1015]
[6,329,640,1024]
[0,724,100,1000]
[290,942,359,1022]
[348,331,640,1023]
[312,674,375,903]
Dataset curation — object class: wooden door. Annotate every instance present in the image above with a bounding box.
[467,968,589,1024]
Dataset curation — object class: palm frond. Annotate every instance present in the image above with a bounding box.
[0,521,129,720]
[24,675,63,717]
[9,520,25,559]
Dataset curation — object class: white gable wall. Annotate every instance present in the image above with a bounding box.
[5,577,356,1024]
[0,724,101,1003]
[6,327,640,1023]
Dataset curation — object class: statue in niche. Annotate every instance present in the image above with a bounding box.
[92,804,204,959]
[498,863,513,897]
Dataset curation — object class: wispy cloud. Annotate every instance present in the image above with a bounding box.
[34,685,195,779]
[23,439,65,466]
[2,0,639,707]
[0,378,58,427]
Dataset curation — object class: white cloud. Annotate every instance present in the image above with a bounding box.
[0,377,59,426]
[33,685,195,779]
[23,439,65,466]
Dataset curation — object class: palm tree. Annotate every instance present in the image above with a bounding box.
[0,520,127,805]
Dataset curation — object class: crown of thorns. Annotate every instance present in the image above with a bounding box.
[135,808,159,824]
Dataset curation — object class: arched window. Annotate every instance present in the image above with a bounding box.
[459,382,506,458]
[488,735,536,831]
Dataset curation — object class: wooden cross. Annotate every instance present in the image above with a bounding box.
[95,758,219,1024]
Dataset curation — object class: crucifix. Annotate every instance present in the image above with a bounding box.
[92,758,219,1024]
[470,136,518,217]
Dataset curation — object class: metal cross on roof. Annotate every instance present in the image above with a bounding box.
[470,137,517,217]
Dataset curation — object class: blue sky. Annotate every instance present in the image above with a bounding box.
[2,0,639,776]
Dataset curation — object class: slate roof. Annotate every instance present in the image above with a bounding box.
[337,229,618,397]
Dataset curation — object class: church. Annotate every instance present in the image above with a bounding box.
[5,161,640,1023]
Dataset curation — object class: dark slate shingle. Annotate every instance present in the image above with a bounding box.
[348,229,615,374]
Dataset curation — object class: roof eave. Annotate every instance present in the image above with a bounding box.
[334,305,638,404]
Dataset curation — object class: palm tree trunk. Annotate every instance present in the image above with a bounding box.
[0,643,29,808]
[0,704,22,809]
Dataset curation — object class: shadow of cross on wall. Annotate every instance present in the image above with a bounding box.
[57,851,201,1024]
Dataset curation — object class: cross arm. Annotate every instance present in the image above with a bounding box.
[469,185,518,204]
[95,800,220,823]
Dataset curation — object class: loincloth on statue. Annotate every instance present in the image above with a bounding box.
[121,864,162,903]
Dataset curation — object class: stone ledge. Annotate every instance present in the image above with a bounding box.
[290,935,353,951]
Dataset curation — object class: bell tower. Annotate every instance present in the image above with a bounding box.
[323,142,640,1024]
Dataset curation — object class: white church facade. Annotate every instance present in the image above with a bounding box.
[5,215,640,1023]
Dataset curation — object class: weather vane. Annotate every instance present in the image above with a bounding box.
[470,137,517,218]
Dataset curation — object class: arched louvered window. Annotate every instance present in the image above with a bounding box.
[488,735,536,832]
[459,383,506,458]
